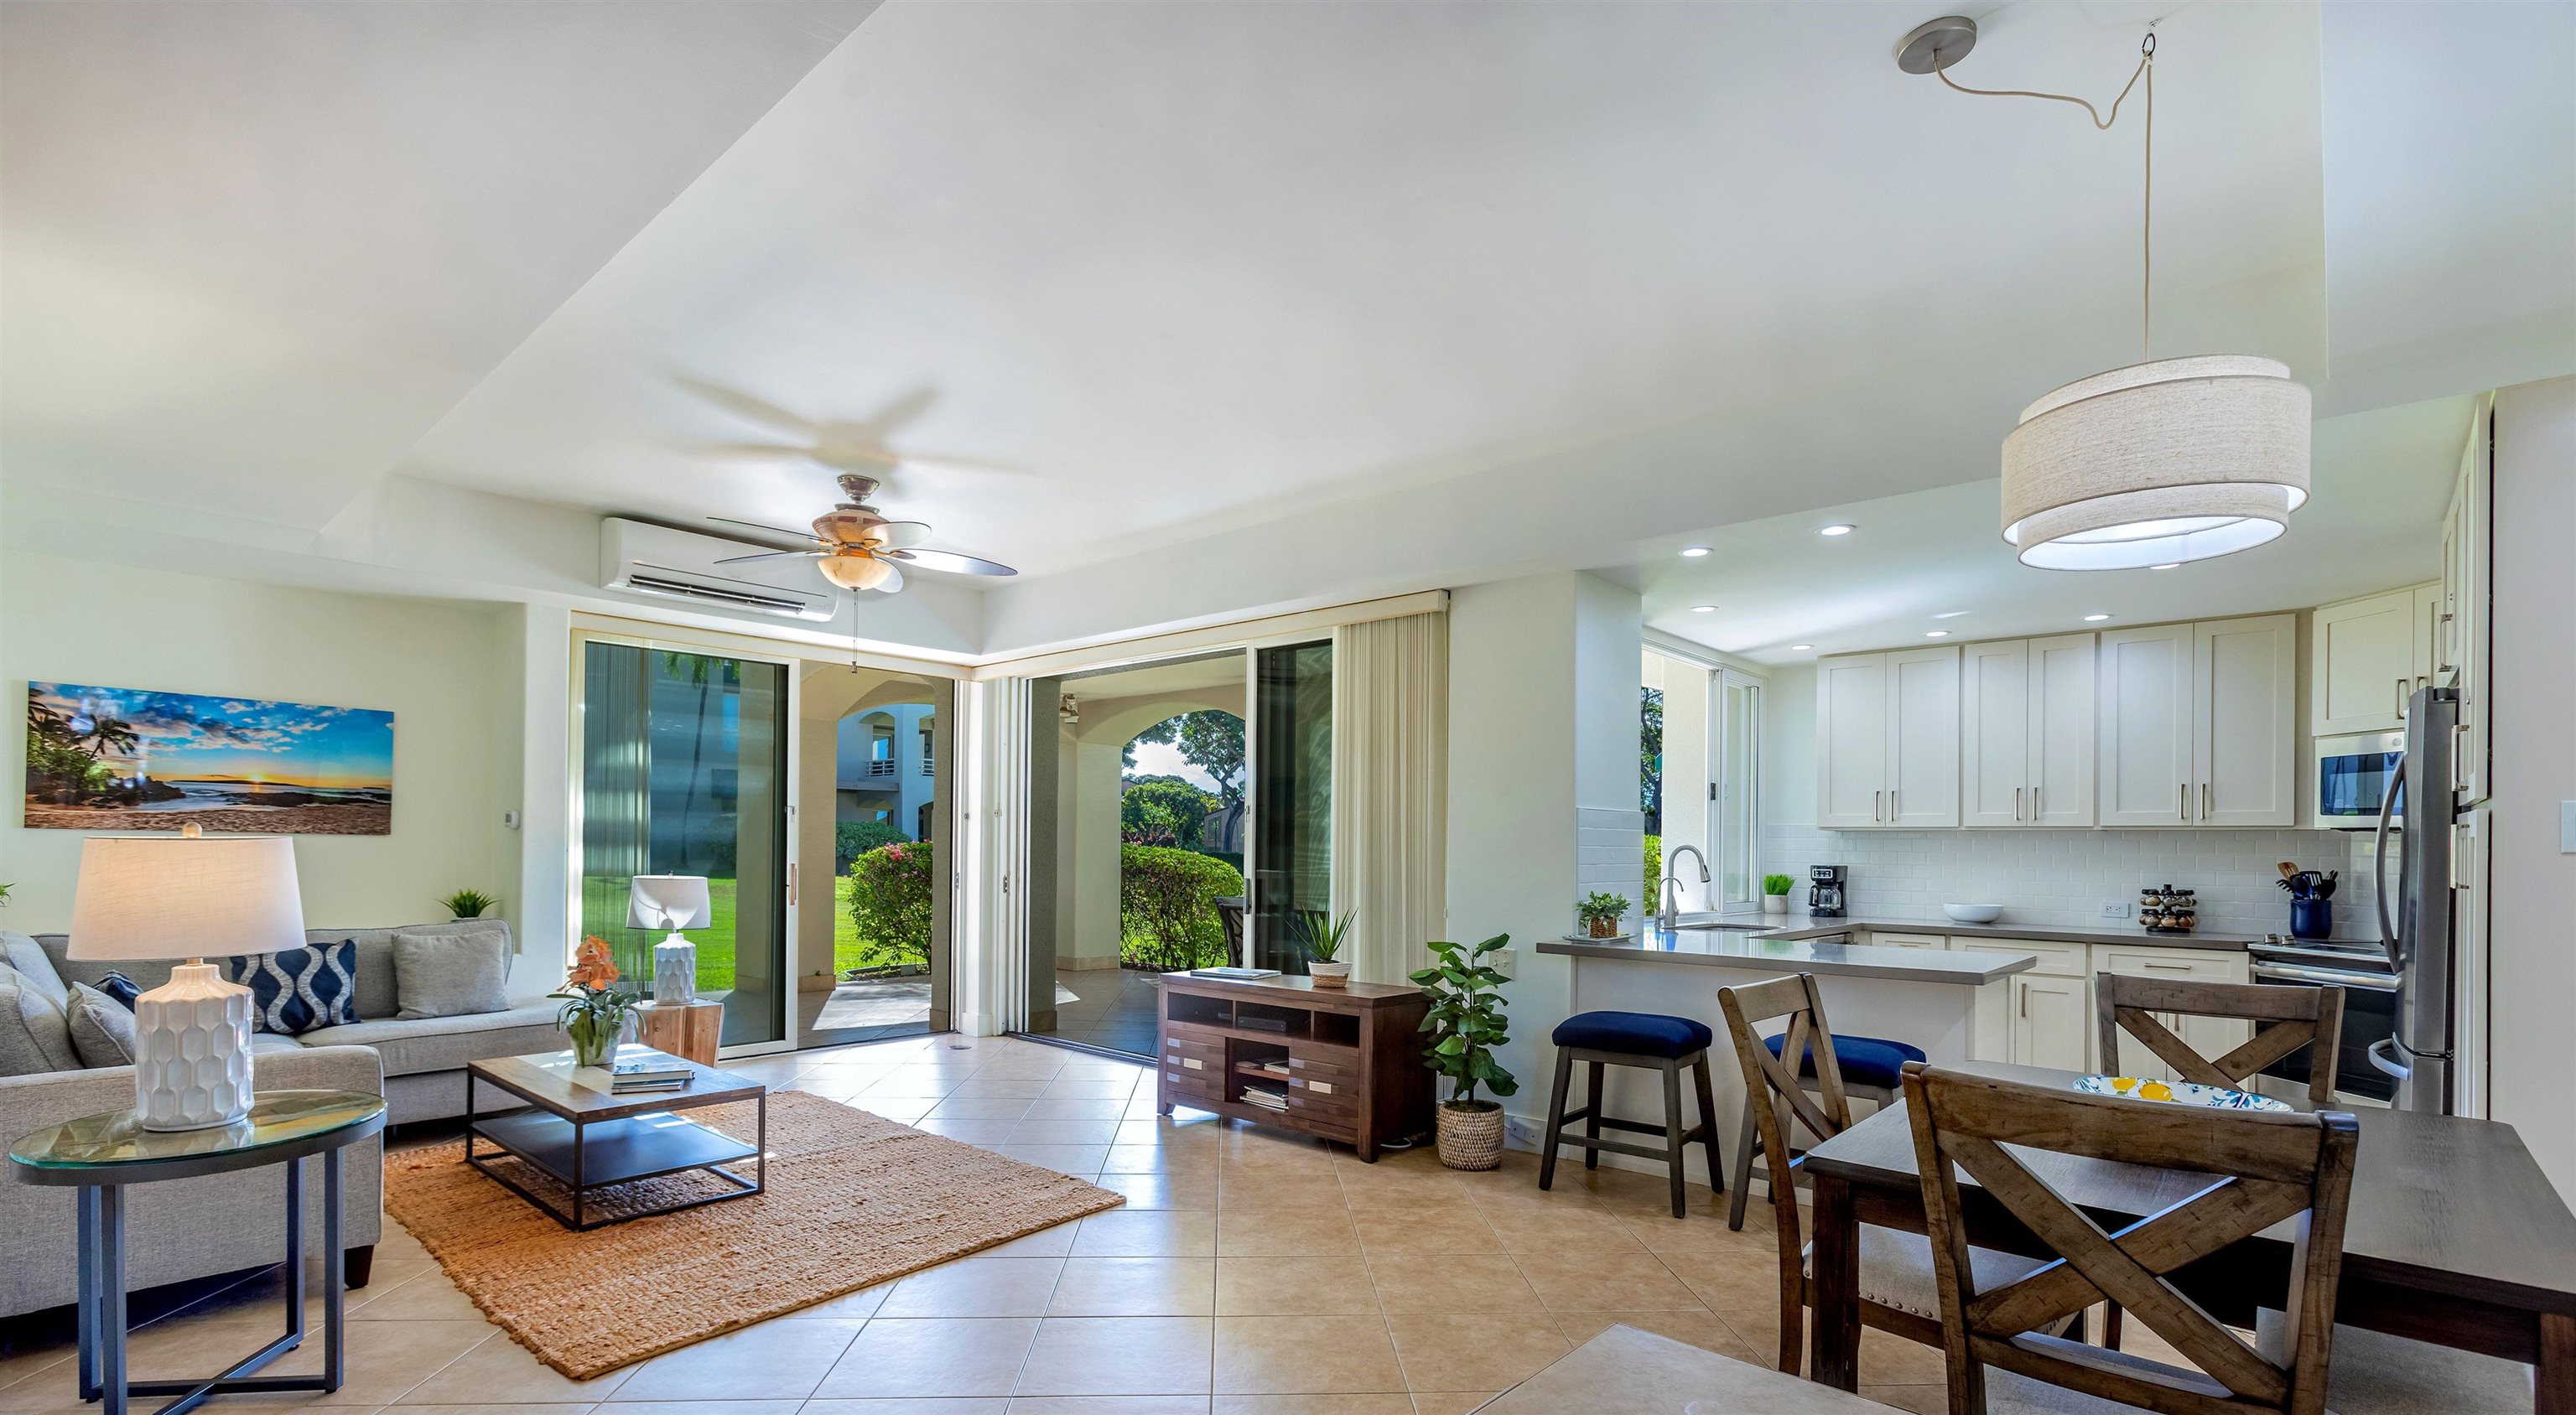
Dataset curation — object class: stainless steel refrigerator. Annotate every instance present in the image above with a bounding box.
[2371,685,2459,1112]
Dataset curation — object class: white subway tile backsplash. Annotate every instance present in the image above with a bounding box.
[1764,825,2378,938]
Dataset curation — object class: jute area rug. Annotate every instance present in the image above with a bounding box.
[383,1091,1125,1379]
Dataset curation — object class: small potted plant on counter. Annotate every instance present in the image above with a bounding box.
[1576,892,1628,939]
[1410,933,1516,1169]
[1296,907,1356,987]
[1762,873,1795,915]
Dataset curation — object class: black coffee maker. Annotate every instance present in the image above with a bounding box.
[1808,865,1848,918]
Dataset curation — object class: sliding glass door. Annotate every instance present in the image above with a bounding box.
[579,641,792,1050]
[1250,640,1332,973]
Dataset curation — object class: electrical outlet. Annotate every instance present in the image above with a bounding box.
[1488,947,1518,980]
[2100,901,2131,920]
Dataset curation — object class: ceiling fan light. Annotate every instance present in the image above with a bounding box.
[818,552,896,591]
[813,508,889,545]
[2001,355,2309,570]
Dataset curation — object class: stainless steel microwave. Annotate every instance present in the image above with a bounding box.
[2314,729,2405,828]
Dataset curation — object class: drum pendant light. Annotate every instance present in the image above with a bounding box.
[1899,18,2312,569]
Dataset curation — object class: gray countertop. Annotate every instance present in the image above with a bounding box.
[1670,913,2375,954]
[1536,930,2038,985]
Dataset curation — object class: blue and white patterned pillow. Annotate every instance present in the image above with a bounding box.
[227,941,361,1035]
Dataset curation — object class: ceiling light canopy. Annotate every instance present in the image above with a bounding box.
[1690,604,1717,613]
[2084,613,2111,622]
[1924,630,1950,638]
[1790,644,1815,651]
[1680,546,1711,558]
[1819,523,1855,537]
[1903,18,2314,571]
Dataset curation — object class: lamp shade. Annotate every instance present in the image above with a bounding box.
[627,875,712,931]
[67,833,305,962]
[2002,355,2311,570]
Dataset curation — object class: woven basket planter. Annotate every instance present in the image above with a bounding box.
[1436,1101,1506,1171]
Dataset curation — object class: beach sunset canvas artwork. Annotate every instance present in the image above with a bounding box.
[23,682,392,834]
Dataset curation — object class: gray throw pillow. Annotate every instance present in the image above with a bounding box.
[65,982,137,1069]
[0,971,81,1076]
[392,929,512,1020]
[1,930,70,1011]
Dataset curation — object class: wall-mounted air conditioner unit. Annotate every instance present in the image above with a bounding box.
[598,517,834,621]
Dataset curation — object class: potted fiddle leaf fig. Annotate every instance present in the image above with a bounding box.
[1296,908,1356,987]
[1576,892,1628,939]
[1763,873,1795,915]
[1410,933,1517,1170]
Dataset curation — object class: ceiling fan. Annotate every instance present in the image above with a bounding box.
[709,474,1017,593]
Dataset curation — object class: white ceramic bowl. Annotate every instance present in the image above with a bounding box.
[1943,903,2005,924]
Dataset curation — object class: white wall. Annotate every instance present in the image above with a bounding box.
[3,552,522,951]
[2487,375,2576,1200]
[1760,662,2377,936]
[1446,571,1640,1138]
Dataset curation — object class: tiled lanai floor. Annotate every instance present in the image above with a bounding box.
[0,1034,1962,1414]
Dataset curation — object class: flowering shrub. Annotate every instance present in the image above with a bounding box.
[1119,845,1244,972]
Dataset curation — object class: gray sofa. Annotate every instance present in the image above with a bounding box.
[2,920,567,1319]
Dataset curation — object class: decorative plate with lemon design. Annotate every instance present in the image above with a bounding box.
[2074,1075,2293,1112]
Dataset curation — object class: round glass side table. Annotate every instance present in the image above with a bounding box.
[8,1090,386,1415]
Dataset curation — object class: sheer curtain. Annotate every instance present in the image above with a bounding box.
[1330,611,1450,985]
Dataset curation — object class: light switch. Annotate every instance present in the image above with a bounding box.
[2562,801,2576,854]
[1488,947,1517,979]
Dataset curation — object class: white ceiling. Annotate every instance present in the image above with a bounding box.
[2,1,2568,657]
[1643,393,2477,663]
[0,0,873,527]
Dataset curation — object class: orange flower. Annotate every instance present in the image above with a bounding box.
[565,935,622,992]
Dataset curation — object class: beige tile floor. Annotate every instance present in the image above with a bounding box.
[0,1034,1982,1415]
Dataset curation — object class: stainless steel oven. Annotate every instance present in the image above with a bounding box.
[2248,938,2400,1104]
[2314,729,2405,828]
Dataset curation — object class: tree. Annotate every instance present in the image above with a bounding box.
[1639,686,1664,833]
[1118,845,1244,972]
[1129,711,1247,806]
[1121,777,1216,848]
[846,840,935,968]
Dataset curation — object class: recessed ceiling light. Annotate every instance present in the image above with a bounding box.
[1680,546,1711,558]
[2084,613,2111,622]
[2150,562,2181,570]
[1789,644,1814,651]
[1819,523,1856,536]
[1690,604,1717,613]
[1924,630,1950,638]
[1932,609,1971,619]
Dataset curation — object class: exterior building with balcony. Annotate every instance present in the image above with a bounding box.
[837,703,936,840]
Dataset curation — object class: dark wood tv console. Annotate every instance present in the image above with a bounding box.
[1155,972,1433,1162]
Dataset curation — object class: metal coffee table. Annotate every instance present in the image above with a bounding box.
[8,1089,385,1415]
[464,1046,766,1231]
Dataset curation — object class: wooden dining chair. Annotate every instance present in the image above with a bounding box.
[1900,1060,2360,1415]
[1717,974,2062,1375]
[2094,972,2348,1106]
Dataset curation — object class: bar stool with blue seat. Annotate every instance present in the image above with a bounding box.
[1727,1024,1924,1231]
[1537,1010,1726,1219]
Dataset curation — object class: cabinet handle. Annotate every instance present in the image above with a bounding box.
[1891,790,1898,817]
[2020,985,2029,1018]
[2144,961,2192,973]
[2202,783,2210,820]
[2033,785,2042,816]
[1874,790,1883,822]
[2179,783,2187,821]
[2015,786,2023,821]
[2397,677,2411,718]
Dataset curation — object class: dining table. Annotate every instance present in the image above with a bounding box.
[1798,1062,2576,1413]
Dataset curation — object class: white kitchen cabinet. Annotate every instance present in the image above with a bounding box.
[2194,615,2298,827]
[1960,635,2096,828]
[2096,625,2194,827]
[1815,654,1889,828]
[1815,645,1956,828]
[1887,647,1961,827]
[2454,806,2488,1117]
[2010,973,2092,1071]
[2445,397,2491,806]
[2313,588,2419,735]
[1960,640,2028,828]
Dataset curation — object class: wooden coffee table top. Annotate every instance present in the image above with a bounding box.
[469,1045,763,1122]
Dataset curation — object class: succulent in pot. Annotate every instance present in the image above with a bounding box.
[1576,892,1629,939]
[1296,907,1356,987]
[439,887,500,920]
[1410,934,1517,1170]
[1762,873,1795,915]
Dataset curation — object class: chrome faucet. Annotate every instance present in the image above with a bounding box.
[1658,843,1711,930]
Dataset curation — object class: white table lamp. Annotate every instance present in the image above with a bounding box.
[70,824,305,1130]
[627,875,711,1007]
